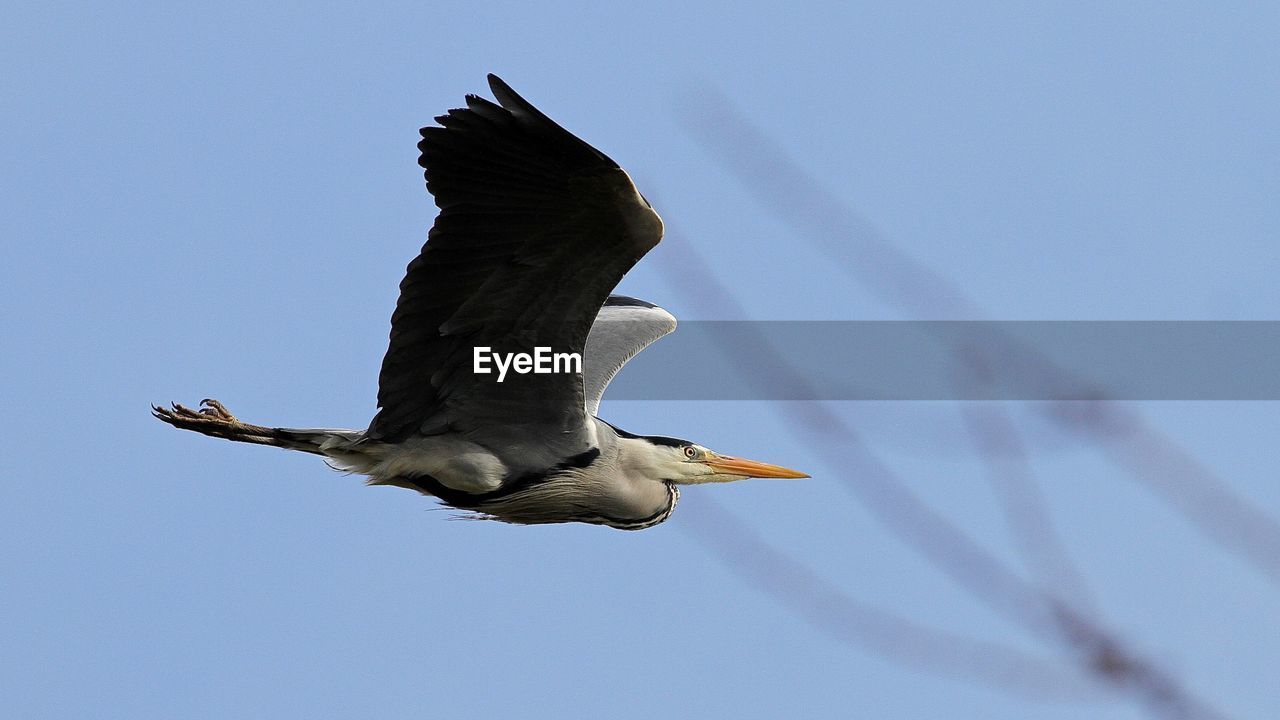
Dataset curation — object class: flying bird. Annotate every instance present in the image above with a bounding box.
[154,74,806,530]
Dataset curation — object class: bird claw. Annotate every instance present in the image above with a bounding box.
[152,398,239,427]
[197,398,236,421]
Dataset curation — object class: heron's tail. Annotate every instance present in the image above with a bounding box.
[151,399,363,457]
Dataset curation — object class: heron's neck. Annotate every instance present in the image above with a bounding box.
[612,435,676,481]
[583,435,678,526]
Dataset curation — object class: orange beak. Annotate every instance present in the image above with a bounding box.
[704,455,810,479]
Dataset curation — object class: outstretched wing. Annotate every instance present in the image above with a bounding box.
[370,75,663,470]
[583,295,677,416]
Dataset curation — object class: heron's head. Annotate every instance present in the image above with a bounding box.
[635,435,809,484]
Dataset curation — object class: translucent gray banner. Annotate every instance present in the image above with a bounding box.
[603,321,1280,400]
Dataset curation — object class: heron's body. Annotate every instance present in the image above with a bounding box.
[155,75,805,530]
[364,421,681,529]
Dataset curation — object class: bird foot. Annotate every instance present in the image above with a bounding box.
[152,398,241,429]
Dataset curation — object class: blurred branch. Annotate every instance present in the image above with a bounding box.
[960,403,1098,617]
[677,85,1280,589]
[680,497,1098,700]
[655,226,1228,720]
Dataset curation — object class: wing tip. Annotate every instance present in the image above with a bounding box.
[599,296,678,328]
[486,73,509,96]
[480,73,621,170]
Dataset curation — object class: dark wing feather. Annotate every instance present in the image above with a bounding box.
[370,75,663,463]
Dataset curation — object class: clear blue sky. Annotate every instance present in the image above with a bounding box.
[3,2,1278,718]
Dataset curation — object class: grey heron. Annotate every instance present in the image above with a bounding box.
[154,74,807,530]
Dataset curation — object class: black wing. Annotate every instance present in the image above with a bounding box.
[370,75,663,464]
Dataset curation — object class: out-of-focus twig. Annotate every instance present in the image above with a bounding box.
[654,226,1229,720]
[680,497,1099,700]
[960,404,1098,617]
[678,86,1280,589]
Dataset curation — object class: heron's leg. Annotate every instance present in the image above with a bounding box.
[153,398,349,457]
[151,399,280,443]
[154,398,239,426]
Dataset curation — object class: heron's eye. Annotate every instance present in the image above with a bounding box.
[683,446,699,460]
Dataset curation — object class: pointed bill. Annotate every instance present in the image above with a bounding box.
[705,455,809,479]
